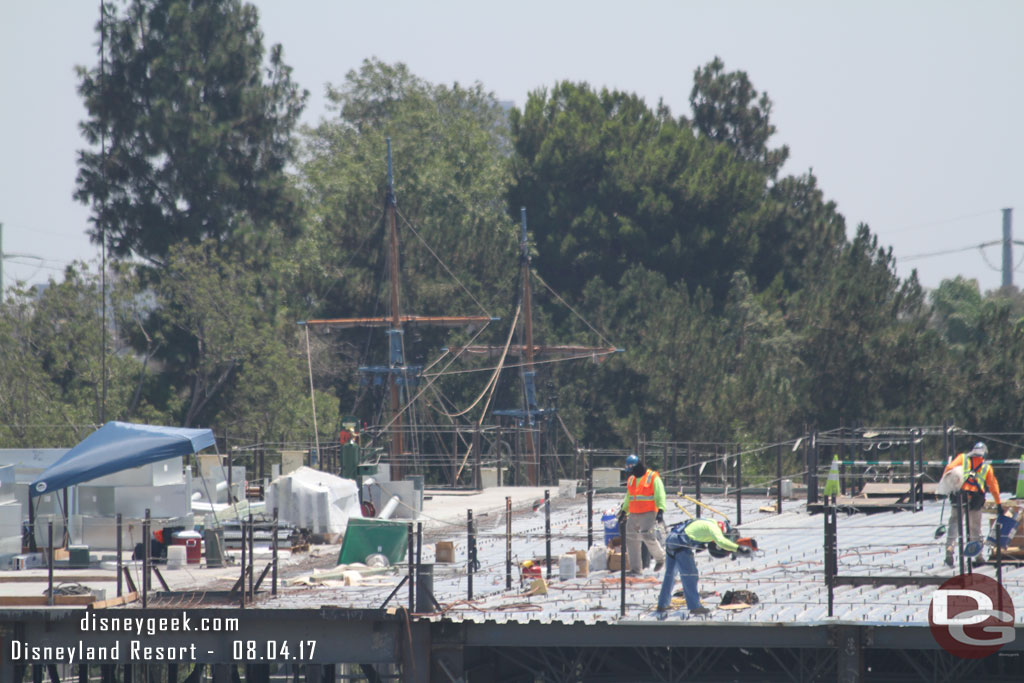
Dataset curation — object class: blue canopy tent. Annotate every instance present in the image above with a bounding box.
[31,421,215,496]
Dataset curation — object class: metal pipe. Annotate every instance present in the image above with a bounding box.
[143,509,150,608]
[735,451,742,526]
[467,510,474,600]
[544,489,551,579]
[248,513,255,599]
[586,467,594,549]
[776,444,783,515]
[695,460,702,519]
[239,516,246,609]
[116,513,122,597]
[378,496,401,520]
[407,523,414,612]
[909,439,917,511]
[957,493,966,575]
[272,506,279,597]
[505,496,512,590]
[620,512,626,618]
[47,521,54,606]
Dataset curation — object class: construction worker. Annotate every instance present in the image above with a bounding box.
[656,518,751,618]
[944,441,1003,567]
[618,454,666,576]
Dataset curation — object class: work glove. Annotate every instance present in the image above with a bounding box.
[617,511,627,529]
[735,545,752,556]
[997,504,1005,517]
[656,509,664,524]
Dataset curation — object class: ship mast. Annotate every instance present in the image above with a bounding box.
[301,140,493,482]
[386,139,406,472]
[520,208,540,485]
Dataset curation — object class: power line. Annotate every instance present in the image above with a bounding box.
[897,240,999,262]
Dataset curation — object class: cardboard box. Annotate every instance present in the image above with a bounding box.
[571,549,589,577]
[607,549,629,573]
[435,541,455,563]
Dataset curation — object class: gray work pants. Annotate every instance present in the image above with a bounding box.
[946,500,983,551]
[626,510,665,573]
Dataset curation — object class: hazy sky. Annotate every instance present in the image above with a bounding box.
[2,1,1021,293]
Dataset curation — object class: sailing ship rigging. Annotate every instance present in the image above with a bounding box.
[301,141,620,486]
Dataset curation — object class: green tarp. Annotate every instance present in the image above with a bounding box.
[337,518,409,565]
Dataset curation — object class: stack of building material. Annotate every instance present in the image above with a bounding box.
[0,465,22,562]
[265,467,361,534]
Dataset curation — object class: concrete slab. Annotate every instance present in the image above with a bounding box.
[418,486,558,530]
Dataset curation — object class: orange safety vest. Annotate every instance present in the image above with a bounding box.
[627,470,659,514]
[962,457,990,494]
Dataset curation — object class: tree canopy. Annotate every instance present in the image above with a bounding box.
[8,30,1017,463]
[75,0,307,265]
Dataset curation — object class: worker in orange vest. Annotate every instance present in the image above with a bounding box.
[617,454,666,576]
[944,441,1002,567]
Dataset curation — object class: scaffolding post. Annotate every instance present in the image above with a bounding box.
[586,464,594,549]
[143,509,151,608]
[467,510,475,600]
[505,496,512,590]
[116,513,123,597]
[272,506,279,597]
[776,444,783,515]
[620,513,627,618]
[545,490,551,579]
[407,523,415,612]
[47,521,54,606]
[735,451,742,526]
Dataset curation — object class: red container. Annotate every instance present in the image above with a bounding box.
[172,530,203,565]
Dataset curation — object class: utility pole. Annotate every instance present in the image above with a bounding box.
[1003,208,1014,289]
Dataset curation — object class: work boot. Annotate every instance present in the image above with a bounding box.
[653,560,664,572]
[944,548,954,568]
[691,606,711,617]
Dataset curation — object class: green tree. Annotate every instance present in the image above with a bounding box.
[509,81,765,306]
[784,226,939,427]
[688,57,790,179]
[149,242,290,428]
[930,276,985,347]
[749,171,848,292]
[298,59,518,422]
[75,0,307,265]
[299,59,516,318]
[0,266,158,447]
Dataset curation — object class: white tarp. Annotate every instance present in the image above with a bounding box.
[265,467,362,534]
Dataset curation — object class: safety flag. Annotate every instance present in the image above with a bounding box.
[1015,454,1024,498]
[823,455,841,497]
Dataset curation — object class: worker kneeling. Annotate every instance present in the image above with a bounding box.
[656,519,751,618]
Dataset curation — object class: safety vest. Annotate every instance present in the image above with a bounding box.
[963,457,990,493]
[627,470,659,514]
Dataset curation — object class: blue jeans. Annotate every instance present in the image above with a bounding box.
[657,548,701,611]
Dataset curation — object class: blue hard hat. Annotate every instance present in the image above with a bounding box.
[624,454,639,469]
[972,442,988,457]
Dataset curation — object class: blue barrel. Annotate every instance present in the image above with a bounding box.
[987,513,1019,550]
[602,512,620,546]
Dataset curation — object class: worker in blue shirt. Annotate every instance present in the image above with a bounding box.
[656,518,750,618]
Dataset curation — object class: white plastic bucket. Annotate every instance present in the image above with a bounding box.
[166,545,187,569]
[559,554,577,580]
